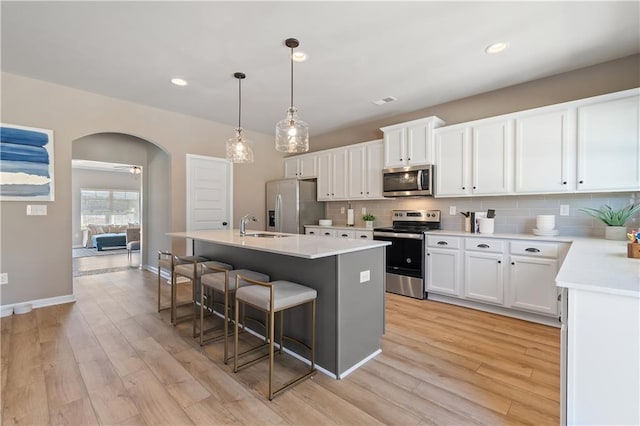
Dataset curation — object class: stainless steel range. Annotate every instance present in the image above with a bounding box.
[373,209,441,299]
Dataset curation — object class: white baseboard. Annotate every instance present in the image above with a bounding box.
[1,293,76,314]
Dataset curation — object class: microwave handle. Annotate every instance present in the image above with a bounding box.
[417,170,423,191]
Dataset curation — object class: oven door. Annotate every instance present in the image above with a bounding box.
[373,231,425,299]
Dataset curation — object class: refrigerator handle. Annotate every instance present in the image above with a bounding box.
[276,193,283,232]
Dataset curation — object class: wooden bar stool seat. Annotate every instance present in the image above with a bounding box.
[172,256,232,329]
[234,276,317,400]
[198,267,270,363]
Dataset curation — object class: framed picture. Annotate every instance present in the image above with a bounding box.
[0,123,55,201]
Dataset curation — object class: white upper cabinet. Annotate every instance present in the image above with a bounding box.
[284,154,317,179]
[577,93,640,192]
[317,149,347,201]
[381,116,445,168]
[434,127,470,196]
[514,107,573,194]
[434,118,512,197]
[348,140,384,199]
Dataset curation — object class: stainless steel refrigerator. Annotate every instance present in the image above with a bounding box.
[266,179,325,234]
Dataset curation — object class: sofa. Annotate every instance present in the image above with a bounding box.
[83,224,139,250]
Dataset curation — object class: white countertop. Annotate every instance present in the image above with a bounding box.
[556,238,640,298]
[427,229,575,242]
[168,229,390,259]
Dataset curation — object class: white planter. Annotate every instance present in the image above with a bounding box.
[605,225,627,240]
[365,221,374,228]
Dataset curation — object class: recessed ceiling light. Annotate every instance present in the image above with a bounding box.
[292,51,308,62]
[171,78,188,86]
[485,42,508,54]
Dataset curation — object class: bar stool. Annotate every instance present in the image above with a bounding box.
[172,256,232,329]
[234,275,317,400]
[198,266,270,363]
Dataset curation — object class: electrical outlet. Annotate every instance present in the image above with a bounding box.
[560,204,570,216]
[449,206,456,215]
[0,273,8,285]
[340,207,345,214]
[359,270,370,283]
[362,207,367,215]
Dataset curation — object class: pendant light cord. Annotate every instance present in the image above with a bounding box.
[238,77,242,129]
[290,46,294,110]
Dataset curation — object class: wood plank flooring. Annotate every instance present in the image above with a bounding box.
[1,269,560,425]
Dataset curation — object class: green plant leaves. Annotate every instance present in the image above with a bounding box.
[579,204,640,226]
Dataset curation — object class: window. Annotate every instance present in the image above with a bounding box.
[81,189,140,227]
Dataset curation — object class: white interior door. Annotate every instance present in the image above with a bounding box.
[186,154,232,255]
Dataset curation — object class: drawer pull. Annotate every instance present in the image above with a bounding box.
[341,234,348,237]
[360,235,368,239]
[437,241,448,246]
[525,247,541,253]
[477,244,490,248]
[324,232,331,236]
[309,231,315,235]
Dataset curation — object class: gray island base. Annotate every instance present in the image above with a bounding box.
[169,230,389,378]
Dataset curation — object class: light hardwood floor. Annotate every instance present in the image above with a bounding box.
[1,269,560,425]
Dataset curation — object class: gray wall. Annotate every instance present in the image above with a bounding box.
[0,72,284,306]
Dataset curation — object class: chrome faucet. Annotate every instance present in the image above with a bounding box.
[239,214,257,236]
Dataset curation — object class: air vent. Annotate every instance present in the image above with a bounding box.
[373,96,397,106]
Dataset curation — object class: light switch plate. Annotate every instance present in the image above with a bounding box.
[26,205,47,215]
[560,204,570,216]
[0,273,8,285]
[340,207,345,214]
[449,206,456,215]
[359,270,370,283]
[362,207,367,215]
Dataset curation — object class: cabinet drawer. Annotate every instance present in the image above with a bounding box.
[319,228,337,237]
[427,235,461,249]
[510,241,558,258]
[465,238,505,253]
[337,230,355,239]
[355,231,373,240]
[305,228,319,236]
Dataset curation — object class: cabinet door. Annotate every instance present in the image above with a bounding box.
[464,252,504,305]
[305,228,319,236]
[348,146,366,198]
[319,228,337,237]
[283,157,299,178]
[406,122,431,165]
[317,153,332,201]
[332,150,348,199]
[577,95,640,192]
[515,109,573,193]
[365,142,384,198]
[472,120,513,195]
[508,256,558,316]
[337,230,355,239]
[383,128,406,168]
[299,155,318,179]
[355,230,373,240]
[427,248,462,296]
[434,127,470,196]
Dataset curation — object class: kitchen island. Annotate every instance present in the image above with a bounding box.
[556,238,639,426]
[169,229,390,378]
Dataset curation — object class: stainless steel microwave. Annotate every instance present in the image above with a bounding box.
[383,165,434,197]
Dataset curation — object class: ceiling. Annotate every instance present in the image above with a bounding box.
[2,1,639,137]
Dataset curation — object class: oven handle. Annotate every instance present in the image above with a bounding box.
[373,231,424,240]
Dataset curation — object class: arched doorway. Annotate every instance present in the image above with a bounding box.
[71,132,171,275]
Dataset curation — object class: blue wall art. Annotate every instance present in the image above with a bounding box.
[0,123,55,201]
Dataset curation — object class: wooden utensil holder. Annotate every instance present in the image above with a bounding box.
[627,243,640,259]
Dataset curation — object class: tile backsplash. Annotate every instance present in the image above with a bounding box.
[324,192,640,237]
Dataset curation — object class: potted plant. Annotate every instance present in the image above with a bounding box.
[362,213,375,228]
[579,204,640,240]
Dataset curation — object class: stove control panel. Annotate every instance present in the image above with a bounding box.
[392,210,441,222]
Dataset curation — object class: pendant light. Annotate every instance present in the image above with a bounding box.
[226,72,254,163]
[275,38,309,153]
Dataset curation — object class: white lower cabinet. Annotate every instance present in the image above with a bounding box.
[508,241,561,316]
[463,237,505,304]
[305,226,372,240]
[426,233,567,323]
[426,236,462,296]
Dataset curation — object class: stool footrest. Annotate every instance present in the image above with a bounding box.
[270,369,317,400]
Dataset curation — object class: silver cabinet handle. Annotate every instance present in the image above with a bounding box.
[477,244,490,248]
[525,248,541,253]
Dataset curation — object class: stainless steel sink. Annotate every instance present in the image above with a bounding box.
[243,233,290,238]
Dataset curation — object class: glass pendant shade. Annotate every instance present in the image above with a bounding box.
[275,107,309,153]
[226,128,254,163]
